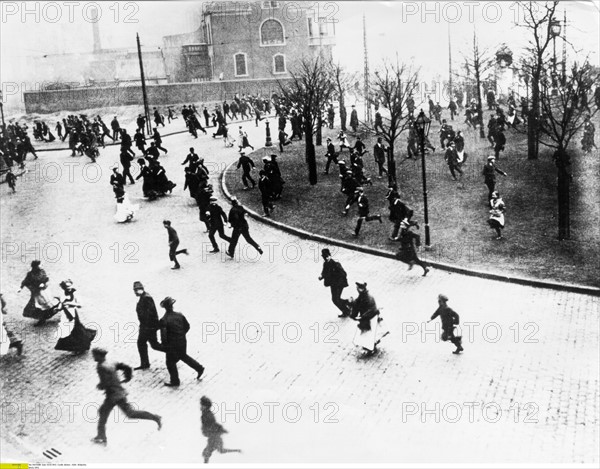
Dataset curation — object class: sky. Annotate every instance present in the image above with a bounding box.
[1,1,599,104]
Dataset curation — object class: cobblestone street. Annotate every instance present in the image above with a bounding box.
[1,119,598,464]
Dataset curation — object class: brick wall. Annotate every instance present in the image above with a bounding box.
[23,78,292,114]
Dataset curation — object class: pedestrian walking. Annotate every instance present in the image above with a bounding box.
[482,156,507,202]
[487,191,506,239]
[428,294,464,354]
[132,281,162,369]
[318,248,352,318]
[153,128,168,154]
[350,105,359,132]
[200,396,242,463]
[207,197,232,253]
[158,297,205,387]
[373,137,388,178]
[163,220,188,270]
[352,188,382,237]
[91,348,162,445]
[226,197,263,258]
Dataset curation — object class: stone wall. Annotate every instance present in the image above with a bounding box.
[23,78,291,114]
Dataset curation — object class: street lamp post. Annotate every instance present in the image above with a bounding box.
[265,120,273,147]
[415,110,432,247]
[550,19,562,95]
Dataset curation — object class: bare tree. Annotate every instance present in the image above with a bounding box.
[278,57,336,185]
[537,60,599,239]
[517,0,560,159]
[460,30,496,139]
[362,61,420,185]
[332,62,358,132]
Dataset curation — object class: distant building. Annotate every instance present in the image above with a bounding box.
[162,1,336,83]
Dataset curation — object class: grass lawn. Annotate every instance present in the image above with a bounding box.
[225,109,600,287]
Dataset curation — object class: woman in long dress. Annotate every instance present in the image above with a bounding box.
[487,191,506,239]
[114,188,139,223]
[54,280,96,353]
[349,282,389,356]
[18,260,60,325]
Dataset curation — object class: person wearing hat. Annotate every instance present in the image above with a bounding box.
[207,197,232,253]
[236,152,256,189]
[153,107,165,128]
[352,136,367,156]
[373,137,388,178]
[395,219,429,276]
[200,396,242,463]
[258,170,275,217]
[482,156,507,202]
[110,116,121,141]
[350,282,389,356]
[91,347,162,444]
[238,127,254,152]
[158,297,205,387]
[134,127,147,155]
[226,198,263,258]
[110,164,125,197]
[341,171,359,215]
[267,154,284,200]
[119,146,135,185]
[352,188,382,237]
[487,191,506,239]
[350,104,359,132]
[427,294,463,354]
[444,141,463,181]
[324,137,338,174]
[163,220,188,270]
[136,113,146,136]
[18,260,59,323]
[54,279,97,353]
[387,186,414,240]
[318,248,352,317]
[132,281,162,369]
[278,127,291,152]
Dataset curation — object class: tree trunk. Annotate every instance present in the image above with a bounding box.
[556,148,571,240]
[387,144,396,186]
[316,113,322,146]
[528,78,540,159]
[305,128,317,185]
[476,71,486,139]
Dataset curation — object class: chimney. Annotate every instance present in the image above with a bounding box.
[91,7,101,53]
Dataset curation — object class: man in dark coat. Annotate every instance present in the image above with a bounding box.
[91,348,161,445]
[159,297,205,387]
[258,170,274,217]
[226,198,263,258]
[428,294,463,354]
[207,197,232,253]
[236,152,256,189]
[110,116,120,141]
[386,186,413,240]
[373,137,388,178]
[352,188,382,237]
[349,105,359,132]
[444,141,463,180]
[133,281,162,370]
[482,156,507,201]
[318,248,352,317]
[324,137,338,174]
[120,149,135,185]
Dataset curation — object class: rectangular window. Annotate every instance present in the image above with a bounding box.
[235,54,247,76]
[262,1,279,8]
[318,18,328,36]
[308,17,313,37]
[274,55,286,73]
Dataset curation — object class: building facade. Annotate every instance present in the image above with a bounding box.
[162,1,336,83]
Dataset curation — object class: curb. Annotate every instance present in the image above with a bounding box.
[220,160,600,297]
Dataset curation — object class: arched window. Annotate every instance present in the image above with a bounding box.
[234,53,248,77]
[273,54,286,74]
[260,19,284,45]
